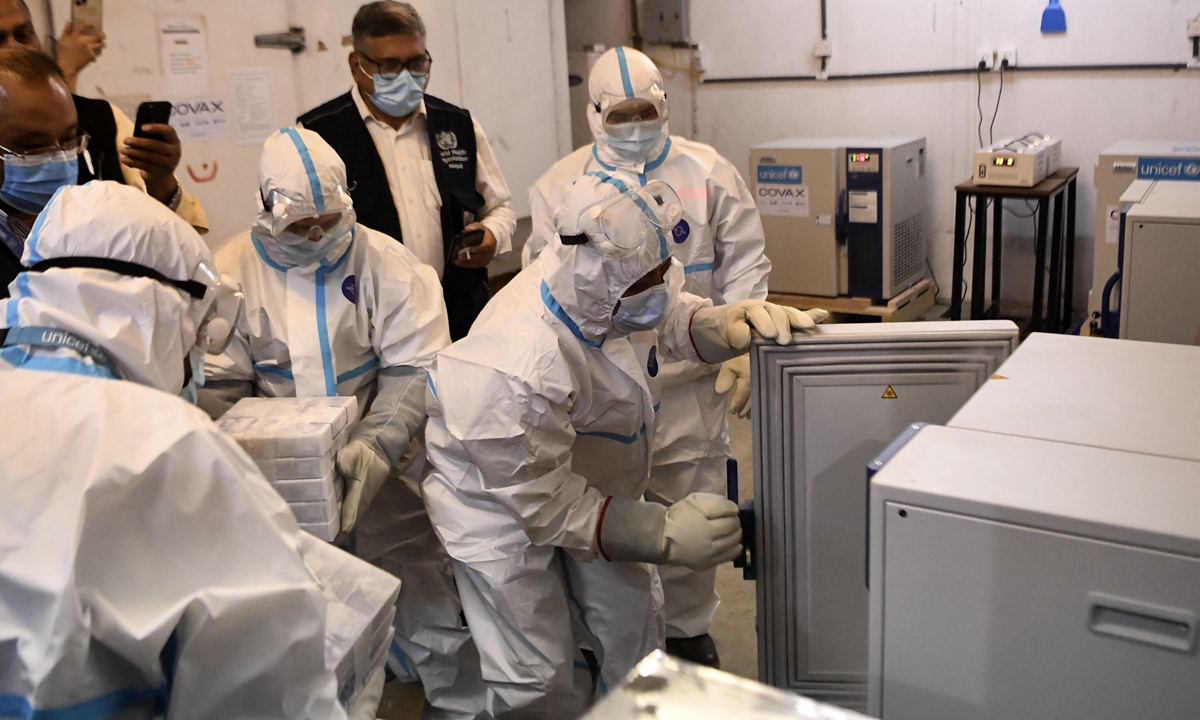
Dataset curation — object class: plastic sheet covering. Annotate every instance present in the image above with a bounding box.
[581,652,879,720]
[299,533,401,708]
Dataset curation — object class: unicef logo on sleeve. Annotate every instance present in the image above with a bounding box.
[672,219,691,244]
[342,275,357,303]
[647,345,659,377]
[1186,163,1200,178]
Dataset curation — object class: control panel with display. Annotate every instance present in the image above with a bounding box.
[848,151,880,174]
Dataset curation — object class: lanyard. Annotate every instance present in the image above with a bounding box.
[1,326,122,379]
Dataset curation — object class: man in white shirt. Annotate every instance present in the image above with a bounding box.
[300,1,516,340]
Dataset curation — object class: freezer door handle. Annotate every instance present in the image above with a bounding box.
[1087,592,1197,653]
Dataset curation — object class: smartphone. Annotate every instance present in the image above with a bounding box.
[133,101,173,142]
[450,228,486,259]
[71,0,103,34]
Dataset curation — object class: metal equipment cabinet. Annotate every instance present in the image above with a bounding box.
[750,320,1018,711]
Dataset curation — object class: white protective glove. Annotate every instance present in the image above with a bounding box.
[715,354,752,419]
[337,438,391,536]
[597,493,743,571]
[690,300,829,364]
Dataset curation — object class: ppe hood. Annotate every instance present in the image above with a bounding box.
[3,182,219,393]
[587,47,671,170]
[540,173,682,344]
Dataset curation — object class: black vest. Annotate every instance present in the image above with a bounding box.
[73,96,128,185]
[299,93,489,340]
[0,242,20,298]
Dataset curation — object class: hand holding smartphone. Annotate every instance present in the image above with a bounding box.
[71,0,104,34]
[450,228,486,261]
[133,101,173,143]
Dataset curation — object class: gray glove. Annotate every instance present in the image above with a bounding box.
[336,365,429,537]
[689,300,829,363]
[337,439,391,535]
[598,493,743,571]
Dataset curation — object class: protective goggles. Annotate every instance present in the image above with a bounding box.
[259,186,355,240]
[563,180,683,259]
[26,256,245,355]
[595,88,669,131]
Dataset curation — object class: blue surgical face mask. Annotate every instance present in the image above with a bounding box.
[605,125,663,162]
[366,67,428,118]
[0,150,79,215]
[612,283,671,334]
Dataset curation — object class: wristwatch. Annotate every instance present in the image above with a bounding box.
[166,184,184,213]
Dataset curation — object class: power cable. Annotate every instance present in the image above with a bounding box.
[988,65,1005,144]
[975,68,985,148]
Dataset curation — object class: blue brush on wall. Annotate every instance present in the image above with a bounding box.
[1041,0,1067,33]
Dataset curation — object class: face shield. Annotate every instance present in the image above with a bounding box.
[566,180,683,259]
[24,256,245,356]
[191,261,245,355]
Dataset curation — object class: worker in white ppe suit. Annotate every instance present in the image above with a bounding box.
[424,173,822,718]
[0,181,350,719]
[523,46,774,666]
[199,128,486,720]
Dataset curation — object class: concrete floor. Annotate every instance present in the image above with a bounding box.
[377,411,760,719]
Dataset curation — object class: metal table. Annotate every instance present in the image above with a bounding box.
[951,167,1079,332]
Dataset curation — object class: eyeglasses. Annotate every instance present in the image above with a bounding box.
[0,132,90,160]
[357,50,432,79]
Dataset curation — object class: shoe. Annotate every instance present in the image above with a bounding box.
[665,634,720,668]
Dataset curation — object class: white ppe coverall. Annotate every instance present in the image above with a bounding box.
[0,181,345,719]
[202,129,485,720]
[424,174,716,718]
[524,47,771,638]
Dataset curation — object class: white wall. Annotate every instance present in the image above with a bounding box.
[689,0,1200,309]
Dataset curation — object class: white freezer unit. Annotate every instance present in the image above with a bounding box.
[750,320,1018,711]
[864,332,1200,718]
[866,425,1200,720]
[1107,180,1200,345]
[750,137,927,299]
[947,332,1200,462]
[1087,141,1200,331]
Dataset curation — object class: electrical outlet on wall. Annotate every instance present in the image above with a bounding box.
[976,48,995,70]
[999,47,1018,69]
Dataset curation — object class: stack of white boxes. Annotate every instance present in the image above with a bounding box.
[298,533,401,708]
[217,396,359,541]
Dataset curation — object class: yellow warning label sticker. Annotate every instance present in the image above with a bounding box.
[882,386,898,399]
[992,375,1009,380]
